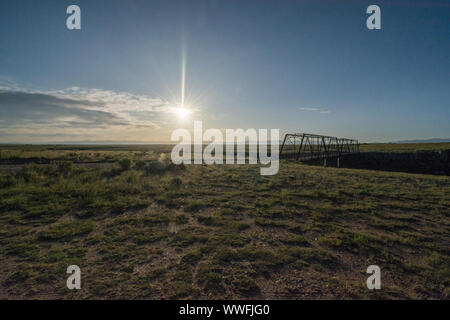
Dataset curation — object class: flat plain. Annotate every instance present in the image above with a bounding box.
[0,143,448,299]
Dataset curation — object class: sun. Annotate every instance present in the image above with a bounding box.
[175,105,189,119]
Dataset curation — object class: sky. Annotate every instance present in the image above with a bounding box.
[0,0,449,143]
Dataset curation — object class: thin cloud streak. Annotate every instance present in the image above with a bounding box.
[299,107,331,114]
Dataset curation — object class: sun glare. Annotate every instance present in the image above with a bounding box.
[175,106,189,119]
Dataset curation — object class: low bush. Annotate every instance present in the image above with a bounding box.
[145,160,166,175]
[118,158,132,171]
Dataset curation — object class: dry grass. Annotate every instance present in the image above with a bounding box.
[0,145,449,299]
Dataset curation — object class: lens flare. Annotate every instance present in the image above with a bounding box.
[181,44,186,109]
[175,106,189,119]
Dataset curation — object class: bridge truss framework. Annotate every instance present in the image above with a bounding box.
[280,133,359,161]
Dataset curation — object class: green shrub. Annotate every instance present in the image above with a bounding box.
[38,221,94,241]
[118,158,132,171]
[17,164,42,183]
[57,161,74,176]
[134,160,147,170]
[280,234,309,246]
[7,241,40,260]
[197,263,225,292]
[197,215,223,226]
[184,200,208,212]
[180,250,202,266]
[167,162,186,171]
[4,264,34,285]
[146,160,166,175]
[232,274,259,295]
[170,281,192,298]
[0,175,16,188]
[280,189,289,204]
[170,177,183,187]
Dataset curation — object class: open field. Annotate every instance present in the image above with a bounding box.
[0,145,449,299]
[359,142,450,153]
[1,142,450,163]
[0,145,172,163]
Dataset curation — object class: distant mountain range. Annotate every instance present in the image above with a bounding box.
[393,138,450,144]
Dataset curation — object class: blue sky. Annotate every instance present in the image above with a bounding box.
[0,0,449,143]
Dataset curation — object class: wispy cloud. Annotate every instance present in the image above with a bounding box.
[299,106,331,114]
[0,81,194,142]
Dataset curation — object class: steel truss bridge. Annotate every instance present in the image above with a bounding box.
[280,133,359,161]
